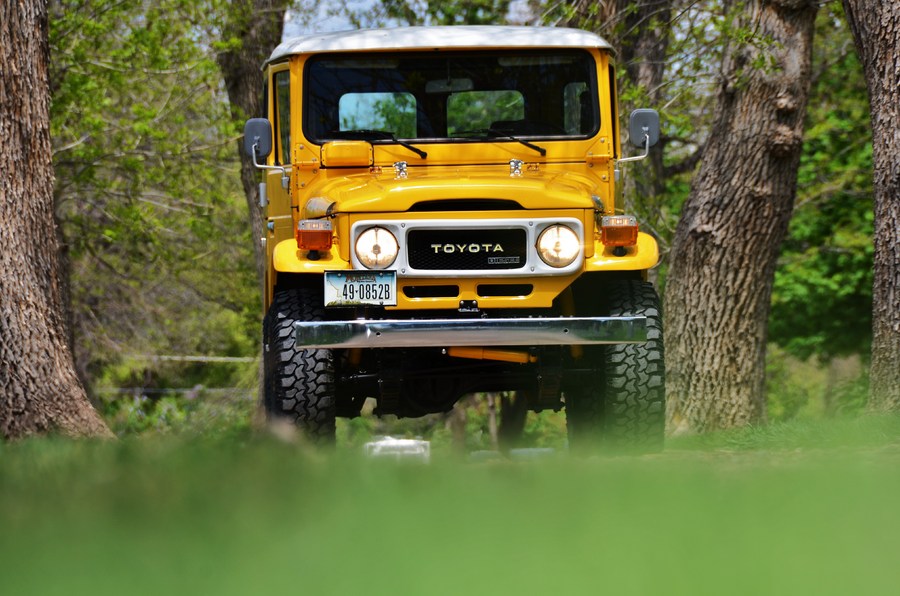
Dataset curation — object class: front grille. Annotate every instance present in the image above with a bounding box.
[407,228,527,270]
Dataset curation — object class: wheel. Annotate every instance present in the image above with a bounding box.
[565,280,665,453]
[263,287,336,443]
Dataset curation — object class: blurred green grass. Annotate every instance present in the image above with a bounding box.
[2,414,900,596]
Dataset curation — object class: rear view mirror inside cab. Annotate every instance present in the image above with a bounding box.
[426,78,474,94]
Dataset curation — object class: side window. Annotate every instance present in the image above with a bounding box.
[274,70,291,165]
[447,90,524,134]
[608,65,618,158]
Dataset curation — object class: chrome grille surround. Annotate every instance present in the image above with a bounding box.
[349,217,584,278]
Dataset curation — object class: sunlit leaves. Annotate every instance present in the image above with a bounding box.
[768,3,873,361]
[49,0,257,383]
[341,0,511,28]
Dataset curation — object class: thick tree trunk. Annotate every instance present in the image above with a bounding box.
[218,0,290,284]
[0,0,111,439]
[841,0,900,411]
[664,0,818,433]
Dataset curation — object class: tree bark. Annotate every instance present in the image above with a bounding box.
[218,0,290,284]
[841,0,900,411]
[0,0,111,439]
[664,0,818,433]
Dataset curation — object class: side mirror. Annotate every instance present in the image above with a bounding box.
[628,109,660,148]
[243,118,273,160]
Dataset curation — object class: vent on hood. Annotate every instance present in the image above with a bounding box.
[409,199,523,212]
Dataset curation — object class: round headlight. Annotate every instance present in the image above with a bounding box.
[537,225,580,268]
[355,227,398,269]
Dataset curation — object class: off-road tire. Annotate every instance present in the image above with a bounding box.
[263,288,336,443]
[566,280,665,453]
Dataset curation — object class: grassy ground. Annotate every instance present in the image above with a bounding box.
[2,414,900,596]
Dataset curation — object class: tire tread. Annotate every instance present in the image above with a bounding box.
[263,288,336,442]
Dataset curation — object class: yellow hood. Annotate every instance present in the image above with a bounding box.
[310,169,598,214]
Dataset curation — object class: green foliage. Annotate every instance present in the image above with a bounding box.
[106,395,189,434]
[49,1,259,398]
[520,410,568,447]
[769,4,873,361]
[346,0,512,27]
[766,346,869,422]
[98,389,257,436]
[666,410,897,452]
[766,346,815,420]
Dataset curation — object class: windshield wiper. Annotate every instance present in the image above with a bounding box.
[451,128,547,157]
[388,133,428,159]
[326,129,427,159]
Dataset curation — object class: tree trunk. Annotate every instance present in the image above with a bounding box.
[486,393,499,450]
[218,0,290,284]
[664,0,818,433]
[841,0,900,411]
[0,0,111,439]
[498,391,528,452]
[446,396,469,453]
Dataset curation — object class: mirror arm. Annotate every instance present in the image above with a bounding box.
[617,133,650,164]
[250,141,290,191]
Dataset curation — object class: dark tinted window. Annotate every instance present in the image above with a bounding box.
[274,70,291,164]
[304,50,598,141]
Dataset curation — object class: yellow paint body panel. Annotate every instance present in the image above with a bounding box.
[585,232,659,271]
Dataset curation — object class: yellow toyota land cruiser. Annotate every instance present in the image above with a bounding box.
[244,26,664,449]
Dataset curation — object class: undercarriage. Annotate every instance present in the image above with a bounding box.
[333,345,581,419]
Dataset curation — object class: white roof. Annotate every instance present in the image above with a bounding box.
[268,26,612,64]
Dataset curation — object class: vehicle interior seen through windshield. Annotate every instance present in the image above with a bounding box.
[303,50,600,143]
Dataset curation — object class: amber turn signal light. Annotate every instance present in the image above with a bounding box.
[296,219,333,251]
[600,215,639,247]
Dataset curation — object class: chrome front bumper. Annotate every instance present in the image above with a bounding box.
[294,316,647,349]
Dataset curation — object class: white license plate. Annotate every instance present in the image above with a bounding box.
[324,271,397,307]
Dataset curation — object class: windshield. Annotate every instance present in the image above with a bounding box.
[304,50,599,143]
